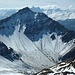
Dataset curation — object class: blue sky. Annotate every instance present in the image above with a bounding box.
[0,0,75,9]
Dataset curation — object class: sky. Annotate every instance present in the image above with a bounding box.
[0,0,75,9]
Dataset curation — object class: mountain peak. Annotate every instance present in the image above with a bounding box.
[18,7,33,14]
[22,7,30,11]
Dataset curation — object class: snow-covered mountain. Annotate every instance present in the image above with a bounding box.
[0,7,75,74]
[34,57,75,75]
[0,6,75,32]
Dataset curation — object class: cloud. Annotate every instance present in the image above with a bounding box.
[41,5,60,9]
[0,0,75,9]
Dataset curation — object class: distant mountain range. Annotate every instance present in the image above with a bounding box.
[31,6,75,31]
[31,5,75,21]
[1,6,75,21]
[0,9,17,20]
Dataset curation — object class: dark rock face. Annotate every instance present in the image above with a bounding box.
[0,41,20,61]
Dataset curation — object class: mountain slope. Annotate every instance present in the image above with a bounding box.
[31,6,75,32]
[58,19,75,32]
[0,7,75,74]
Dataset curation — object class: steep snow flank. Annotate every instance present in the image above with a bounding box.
[34,32,75,63]
[59,40,75,56]
[0,25,55,69]
[0,55,31,75]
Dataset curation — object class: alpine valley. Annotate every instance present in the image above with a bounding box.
[0,7,75,75]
